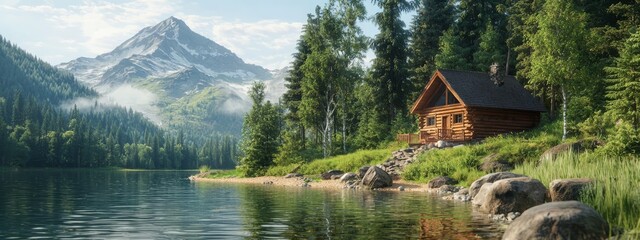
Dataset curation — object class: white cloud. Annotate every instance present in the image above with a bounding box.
[1,0,303,69]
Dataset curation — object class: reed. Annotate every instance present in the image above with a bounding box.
[514,152,640,232]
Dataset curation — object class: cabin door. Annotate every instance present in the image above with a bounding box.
[440,116,450,139]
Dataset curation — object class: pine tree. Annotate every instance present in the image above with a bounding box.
[606,31,640,131]
[408,0,454,101]
[367,0,414,143]
[434,29,469,70]
[239,82,282,176]
[473,23,504,71]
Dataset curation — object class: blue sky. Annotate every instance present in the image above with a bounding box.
[0,0,413,70]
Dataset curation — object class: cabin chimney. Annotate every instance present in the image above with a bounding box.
[489,63,504,86]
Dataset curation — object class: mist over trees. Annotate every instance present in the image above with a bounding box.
[0,35,237,169]
[238,0,640,175]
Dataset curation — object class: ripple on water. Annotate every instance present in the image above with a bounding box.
[0,170,505,239]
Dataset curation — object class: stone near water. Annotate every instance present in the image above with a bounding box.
[361,166,393,189]
[339,172,357,182]
[284,173,303,178]
[358,166,370,179]
[549,178,593,201]
[502,201,612,240]
[472,177,547,214]
[469,172,526,198]
[427,176,458,189]
[321,170,344,180]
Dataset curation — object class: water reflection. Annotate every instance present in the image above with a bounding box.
[0,170,504,239]
[233,185,504,239]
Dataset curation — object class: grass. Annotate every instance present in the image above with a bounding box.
[265,142,406,177]
[514,152,640,232]
[202,169,241,179]
[403,120,562,186]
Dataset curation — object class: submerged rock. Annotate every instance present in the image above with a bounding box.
[469,172,526,198]
[361,166,393,189]
[502,201,612,240]
[472,177,546,214]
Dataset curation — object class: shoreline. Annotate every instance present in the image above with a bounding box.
[191,175,432,192]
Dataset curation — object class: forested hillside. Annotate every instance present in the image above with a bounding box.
[238,0,640,176]
[0,35,237,169]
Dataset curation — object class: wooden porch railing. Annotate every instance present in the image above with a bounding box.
[396,133,421,145]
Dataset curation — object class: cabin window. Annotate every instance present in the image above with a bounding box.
[427,117,436,126]
[427,85,460,108]
[453,114,463,124]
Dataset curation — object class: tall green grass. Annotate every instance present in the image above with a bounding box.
[514,152,640,232]
[403,121,562,186]
[265,144,404,176]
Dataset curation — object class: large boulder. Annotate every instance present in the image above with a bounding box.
[361,166,393,189]
[321,170,344,180]
[549,178,593,201]
[357,166,370,179]
[539,139,601,162]
[502,201,611,240]
[480,153,514,173]
[427,176,458,189]
[469,172,526,198]
[472,177,547,214]
[339,172,358,182]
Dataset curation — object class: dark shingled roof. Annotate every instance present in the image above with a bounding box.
[438,69,546,112]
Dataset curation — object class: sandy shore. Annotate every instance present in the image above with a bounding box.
[192,175,431,192]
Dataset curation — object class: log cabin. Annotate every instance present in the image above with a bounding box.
[409,69,546,144]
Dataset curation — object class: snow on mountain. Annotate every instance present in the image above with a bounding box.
[57,16,288,135]
[59,16,272,87]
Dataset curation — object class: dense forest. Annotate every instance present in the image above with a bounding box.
[0,36,237,169]
[239,0,640,176]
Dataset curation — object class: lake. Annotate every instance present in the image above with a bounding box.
[0,169,505,239]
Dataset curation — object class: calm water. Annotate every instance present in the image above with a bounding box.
[0,169,505,239]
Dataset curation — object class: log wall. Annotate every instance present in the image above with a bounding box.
[416,105,541,142]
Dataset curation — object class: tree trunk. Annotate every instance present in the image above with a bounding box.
[550,86,555,119]
[561,86,567,141]
[505,48,510,76]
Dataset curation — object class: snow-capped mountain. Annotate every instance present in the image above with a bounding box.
[57,16,287,138]
[59,16,271,86]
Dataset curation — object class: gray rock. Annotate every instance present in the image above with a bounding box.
[361,166,393,189]
[398,186,405,191]
[427,143,436,149]
[330,174,343,180]
[358,166,370,179]
[321,170,344,180]
[427,176,458,189]
[339,172,358,182]
[438,185,460,194]
[549,178,593,201]
[502,201,611,240]
[539,139,601,162]
[284,173,303,178]
[435,140,450,148]
[472,177,547,214]
[453,188,471,202]
[480,153,514,173]
[469,172,526,198]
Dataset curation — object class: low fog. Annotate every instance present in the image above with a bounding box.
[60,84,163,125]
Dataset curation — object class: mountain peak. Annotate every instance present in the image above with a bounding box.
[155,16,190,33]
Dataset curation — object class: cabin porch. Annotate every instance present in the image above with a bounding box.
[396,129,467,146]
